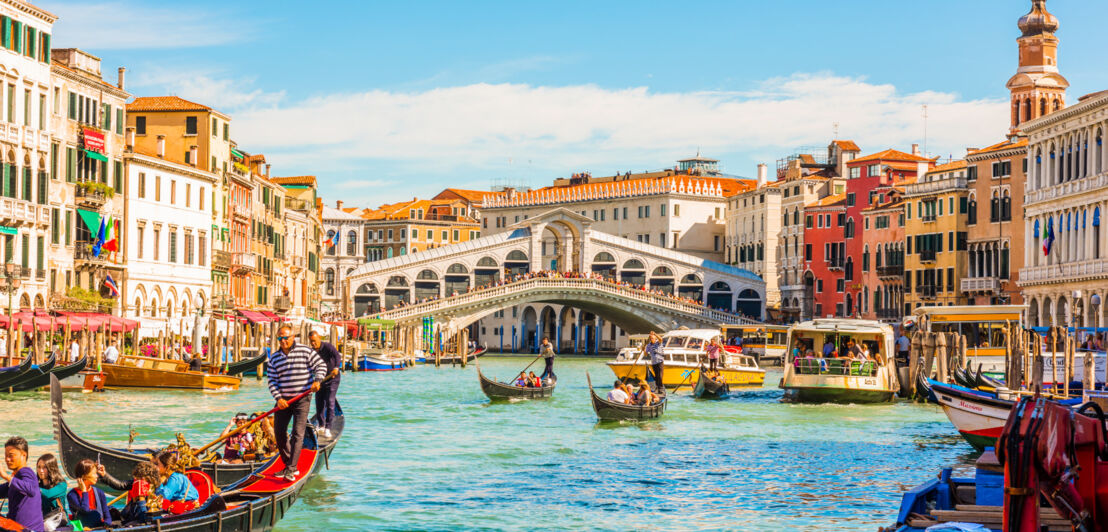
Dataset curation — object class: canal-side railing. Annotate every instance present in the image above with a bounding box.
[367,277,762,326]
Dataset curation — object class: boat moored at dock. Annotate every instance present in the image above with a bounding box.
[99,355,241,391]
[607,329,764,391]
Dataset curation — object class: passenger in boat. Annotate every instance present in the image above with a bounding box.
[67,458,110,528]
[514,372,529,387]
[102,339,120,364]
[221,413,256,464]
[118,462,161,525]
[644,331,664,392]
[249,413,278,458]
[896,330,910,362]
[823,339,835,357]
[69,338,80,363]
[539,337,556,381]
[706,337,722,372]
[267,324,327,482]
[607,380,631,404]
[1,436,44,532]
[36,454,67,531]
[153,450,199,514]
[634,382,656,405]
[528,371,542,387]
[308,331,343,439]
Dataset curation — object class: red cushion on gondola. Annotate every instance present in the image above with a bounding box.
[238,450,317,493]
[185,469,216,505]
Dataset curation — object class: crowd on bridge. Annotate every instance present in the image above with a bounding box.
[382,269,741,314]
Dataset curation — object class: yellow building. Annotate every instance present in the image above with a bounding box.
[271,176,323,320]
[357,198,480,261]
[903,160,971,310]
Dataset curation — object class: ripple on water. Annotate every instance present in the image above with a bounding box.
[1,359,975,531]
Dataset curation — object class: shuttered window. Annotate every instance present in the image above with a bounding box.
[66,147,76,182]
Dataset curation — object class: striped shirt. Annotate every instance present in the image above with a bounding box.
[266,343,326,400]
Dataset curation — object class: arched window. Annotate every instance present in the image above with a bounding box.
[346,230,357,255]
[622,259,645,270]
[477,256,499,267]
[416,269,438,280]
[505,250,528,261]
[844,217,855,238]
[651,266,673,277]
[447,263,468,274]
[325,268,335,295]
[325,230,336,256]
[592,252,615,263]
[1001,190,1011,221]
[967,193,978,225]
[990,191,1000,222]
[1094,207,1102,259]
[387,275,409,287]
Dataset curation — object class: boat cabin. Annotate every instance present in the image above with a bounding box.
[785,320,895,377]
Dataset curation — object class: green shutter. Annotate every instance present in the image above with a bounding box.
[12,20,21,54]
[66,147,76,183]
[1,17,9,49]
[37,171,46,204]
[41,33,48,62]
[22,167,30,200]
[113,160,122,192]
[64,210,71,245]
[26,26,34,58]
[115,108,122,134]
[102,103,110,130]
[36,236,43,269]
[68,92,75,119]
[51,208,58,244]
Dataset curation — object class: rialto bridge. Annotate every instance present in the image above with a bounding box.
[342,209,765,347]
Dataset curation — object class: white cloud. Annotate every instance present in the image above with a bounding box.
[129,67,285,111]
[228,73,1007,203]
[50,2,251,49]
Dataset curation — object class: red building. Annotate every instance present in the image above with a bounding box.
[859,191,905,322]
[842,147,933,316]
[803,193,847,318]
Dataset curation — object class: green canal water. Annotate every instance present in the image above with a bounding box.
[1,357,978,531]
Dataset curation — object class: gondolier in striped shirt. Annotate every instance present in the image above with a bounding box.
[267,325,326,482]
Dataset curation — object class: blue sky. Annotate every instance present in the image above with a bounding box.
[49,0,1108,206]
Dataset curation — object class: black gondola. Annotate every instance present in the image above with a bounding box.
[5,356,87,392]
[0,354,55,389]
[477,366,554,400]
[915,370,937,403]
[586,372,666,421]
[693,369,730,399]
[223,350,268,376]
[0,354,44,387]
[51,374,345,489]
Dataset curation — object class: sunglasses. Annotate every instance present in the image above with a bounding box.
[277,336,291,341]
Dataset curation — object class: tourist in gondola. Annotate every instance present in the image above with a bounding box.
[267,324,326,482]
[309,331,343,439]
[36,454,68,531]
[528,371,541,387]
[220,413,256,464]
[643,331,664,392]
[67,458,111,528]
[514,372,528,387]
[634,382,656,405]
[1,436,44,532]
[153,450,199,514]
[539,337,556,382]
[607,380,631,404]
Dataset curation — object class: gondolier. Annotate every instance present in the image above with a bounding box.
[539,337,556,383]
[643,331,664,392]
[267,325,326,482]
[308,331,342,439]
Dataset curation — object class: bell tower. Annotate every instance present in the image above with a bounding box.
[1007,0,1068,133]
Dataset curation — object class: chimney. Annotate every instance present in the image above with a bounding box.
[265,163,271,177]
[336,200,344,210]
[756,163,767,186]
[911,143,920,156]
[189,145,198,166]
[156,135,165,158]
[117,67,126,90]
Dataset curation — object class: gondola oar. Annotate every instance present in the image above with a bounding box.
[191,373,335,458]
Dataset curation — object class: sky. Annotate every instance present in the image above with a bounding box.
[47,0,1108,207]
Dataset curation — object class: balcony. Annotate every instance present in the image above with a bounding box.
[919,249,936,263]
[961,277,1000,293]
[1019,258,1108,286]
[74,186,107,208]
[231,203,251,221]
[877,264,904,278]
[827,257,844,270]
[35,268,44,281]
[921,213,937,223]
[876,309,901,320]
[905,176,968,197]
[290,255,305,272]
[284,197,311,212]
[0,198,49,227]
[2,265,31,279]
[274,295,292,312]
[231,252,257,274]
[74,241,108,266]
[917,285,937,299]
[212,250,231,272]
[1025,173,1108,207]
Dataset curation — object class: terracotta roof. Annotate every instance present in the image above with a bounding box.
[436,188,491,202]
[807,192,847,208]
[927,160,968,174]
[849,148,935,165]
[127,96,212,112]
[484,175,750,207]
[271,176,317,187]
[246,154,266,164]
[833,140,861,152]
[862,198,904,213]
[967,138,1029,156]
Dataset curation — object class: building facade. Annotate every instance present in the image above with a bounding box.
[725,164,781,314]
[902,160,970,311]
[802,193,846,318]
[964,139,1027,305]
[859,192,905,322]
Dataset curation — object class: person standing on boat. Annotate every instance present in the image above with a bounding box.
[539,337,556,383]
[896,329,910,363]
[69,338,80,363]
[643,331,664,392]
[308,331,342,439]
[267,325,326,482]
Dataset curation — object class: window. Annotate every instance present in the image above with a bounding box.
[713,235,719,251]
[199,187,205,211]
[212,117,218,136]
[967,165,978,180]
[185,233,193,264]
[199,234,206,266]
[660,204,667,216]
[136,116,146,135]
[185,183,191,207]
[806,215,813,229]
[817,215,823,228]
[223,123,229,140]
[673,204,680,216]
[868,164,881,177]
[137,226,144,259]
[170,180,176,204]
[452,229,459,241]
[153,229,160,260]
[613,208,619,220]
[849,167,860,179]
[185,116,197,135]
[37,94,44,130]
[805,244,812,261]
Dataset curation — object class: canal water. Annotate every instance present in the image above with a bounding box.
[2,357,978,531]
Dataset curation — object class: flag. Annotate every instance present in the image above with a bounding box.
[101,216,118,253]
[103,273,119,298]
[1042,218,1054,256]
[325,231,340,248]
[92,216,106,257]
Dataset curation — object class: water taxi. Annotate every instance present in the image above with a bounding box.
[607,329,765,391]
[99,355,241,391]
[779,319,899,403]
[721,324,788,364]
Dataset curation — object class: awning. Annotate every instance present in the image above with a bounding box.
[0,225,16,236]
[238,309,271,324]
[230,148,245,159]
[83,149,108,163]
[260,311,284,322]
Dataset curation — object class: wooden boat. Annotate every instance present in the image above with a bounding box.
[607,329,764,390]
[356,350,412,371]
[693,369,730,399]
[0,355,40,389]
[477,366,554,400]
[100,355,241,391]
[586,372,666,421]
[422,345,488,365]
[0,354,55,390]
[779,319,899,403]
[930,380,1013,451]
[5,356,87,392]
[54,403,339,532]
[51,374,345,489]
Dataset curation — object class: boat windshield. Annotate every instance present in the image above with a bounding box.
[627,337,647,348]
[686,338,705,350]
[664,336,687,348]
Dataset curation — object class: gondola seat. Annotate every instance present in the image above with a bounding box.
[186,469,218,505]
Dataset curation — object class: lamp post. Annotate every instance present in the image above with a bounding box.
[3,263,23,365]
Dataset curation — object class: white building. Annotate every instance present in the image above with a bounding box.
[122,147,215,335]
[320,203,366,319]
[0,1,55,310]
[1019,89,1108,329]
[725,164,781,315]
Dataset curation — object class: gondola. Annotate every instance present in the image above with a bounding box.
[422,345,488,365]
[693,368,730,399]
[51,375,345,489]
[222,350,268,377]
[586,372,666,421]
[0,355,44,389]
[915,370,937,404]
[477,365,554,400]
[33,394,339,532]
[5,356,87,392]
